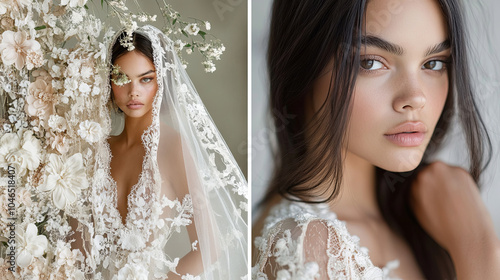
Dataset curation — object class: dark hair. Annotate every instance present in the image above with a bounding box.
[264,0,492,279]
[111,31,154,64]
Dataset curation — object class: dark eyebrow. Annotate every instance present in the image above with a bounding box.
[361,35,404,56]
[425,40,450,56]
[137,70,155,77]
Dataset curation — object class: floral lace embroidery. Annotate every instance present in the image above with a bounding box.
[253,200,401,280]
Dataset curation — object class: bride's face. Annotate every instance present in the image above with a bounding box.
[111,50,158,119]
[312,0,450,172]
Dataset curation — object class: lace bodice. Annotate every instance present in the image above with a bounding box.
[253,199,401,280]
[90,133,195,279]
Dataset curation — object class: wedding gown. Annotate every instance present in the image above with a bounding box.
[87,25,248,279]
[252,199,401,280]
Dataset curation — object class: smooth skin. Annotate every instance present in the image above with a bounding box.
[110,50,203,279]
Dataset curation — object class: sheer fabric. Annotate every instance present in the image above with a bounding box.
[88,25,248,279]
[253,199,400,280]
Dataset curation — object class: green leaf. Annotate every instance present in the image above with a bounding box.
[101,0,104,8]
[185,44,191,48]
[172,18,177,25]
[34,25,46,31]
[84,4,88,9]
[181,30,188,37]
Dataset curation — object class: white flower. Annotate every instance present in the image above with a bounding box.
[0,131,41,175]
[181,274,200,280]
[78,82,91,95]
[77,120,102,143]
[116,263,149,280]
[118,229,146,251]
[0,30,41,70]
[60,0,87,8]
[16,223,48,268]
[56,245,78,267]
[174,39,186,52]
[25,49,44,70]
[165,258,179,274]
[205,21,211,31]
[48,115,68,133]
[183,23,200,36]
[38,153,89,209]
[0,133,20,168]
[186,48,192,55]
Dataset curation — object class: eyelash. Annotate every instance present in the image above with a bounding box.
[359,55,449,74]
[141,77,154,83]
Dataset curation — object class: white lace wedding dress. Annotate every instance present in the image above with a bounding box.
[86,25,248,280]
[253,199,401,280]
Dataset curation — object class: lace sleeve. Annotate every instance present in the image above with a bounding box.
[253,218,385,280]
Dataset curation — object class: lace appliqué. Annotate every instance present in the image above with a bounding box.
[253,200,401,280]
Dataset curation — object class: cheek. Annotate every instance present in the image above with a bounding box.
[348,78,389,141]
[425,74,449,123]
[111,84,126,100]
[145,83,158,104]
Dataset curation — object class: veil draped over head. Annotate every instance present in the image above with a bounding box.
[88,25,248,279]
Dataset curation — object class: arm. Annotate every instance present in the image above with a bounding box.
[410,161,500,279]
[159,127,207,279]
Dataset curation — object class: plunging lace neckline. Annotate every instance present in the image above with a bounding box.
[104,137,148,228]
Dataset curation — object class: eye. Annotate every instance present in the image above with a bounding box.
[141,77,154,83]
[360,59,385,71]
[422,60,446,71]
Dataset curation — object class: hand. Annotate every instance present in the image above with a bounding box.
[410,161,500,278]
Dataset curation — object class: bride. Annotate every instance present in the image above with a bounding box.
[253,0,500,279]
[89,25,247,279]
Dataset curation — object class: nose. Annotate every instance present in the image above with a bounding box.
[392,74,426,113]
[128,82,140,97]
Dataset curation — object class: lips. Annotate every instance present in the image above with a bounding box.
[126,100,144,110]
[384,121,427,147]
[127,100,144,106]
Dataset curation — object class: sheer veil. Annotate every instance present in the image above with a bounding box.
[88,25,248,279]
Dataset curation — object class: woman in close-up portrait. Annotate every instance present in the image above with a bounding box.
[252,0,500,279]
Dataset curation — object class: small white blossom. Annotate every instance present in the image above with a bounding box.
[116,263,149,280]
[77,120,102,143]
[183,23,200,36]
[205,21,211,30]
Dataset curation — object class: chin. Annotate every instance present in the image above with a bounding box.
[374,149,425,173]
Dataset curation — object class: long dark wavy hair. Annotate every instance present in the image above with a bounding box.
[264,0,492,279]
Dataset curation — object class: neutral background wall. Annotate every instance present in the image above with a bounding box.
[251,0,500,238]
[91,0,248,177]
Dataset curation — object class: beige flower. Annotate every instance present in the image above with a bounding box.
[26,75,56,121]
[38,153,89,209]
[0,17,14,29]
[50,134,70,154]
[0,30,41,70]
